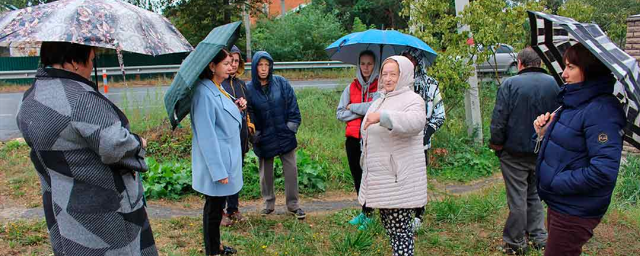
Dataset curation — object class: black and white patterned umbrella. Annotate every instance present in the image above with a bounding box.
[528,11,640,149]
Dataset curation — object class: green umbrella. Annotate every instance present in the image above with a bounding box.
[164,21,242,129]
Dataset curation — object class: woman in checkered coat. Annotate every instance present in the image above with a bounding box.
[16,42,157,256]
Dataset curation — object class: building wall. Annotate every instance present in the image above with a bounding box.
[250,0,308,24]
[626,14,640,62]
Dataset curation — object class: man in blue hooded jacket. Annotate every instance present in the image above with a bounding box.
[246,51,305,219]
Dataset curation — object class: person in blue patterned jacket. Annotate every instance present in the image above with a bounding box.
[401,47,446,231]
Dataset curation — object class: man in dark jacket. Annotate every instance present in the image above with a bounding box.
[246,51,305,219]
[489,47,560,255]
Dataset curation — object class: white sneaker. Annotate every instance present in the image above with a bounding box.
[412,217,422,232]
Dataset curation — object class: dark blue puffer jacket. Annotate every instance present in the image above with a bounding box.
[246,51,301,159]
[536,77,626,218]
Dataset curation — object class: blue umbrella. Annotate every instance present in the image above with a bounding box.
[325,29,437,66]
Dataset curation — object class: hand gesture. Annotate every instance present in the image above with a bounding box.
[363,112,381,130]
[533,112,556,138]
[235,97,247,111]
[140,137,147,149]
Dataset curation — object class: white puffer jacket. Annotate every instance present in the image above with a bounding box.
[359,56,428,209]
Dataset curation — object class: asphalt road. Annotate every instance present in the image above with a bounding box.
[0,79,344,142]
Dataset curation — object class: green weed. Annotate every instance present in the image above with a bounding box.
[142,157,193,200]
[0,221,48,248]
[615,155,640,207]
[427,187,507,224]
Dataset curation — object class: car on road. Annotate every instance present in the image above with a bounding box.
[476,44,517,75]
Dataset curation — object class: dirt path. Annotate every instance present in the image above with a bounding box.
[0,173,505,222]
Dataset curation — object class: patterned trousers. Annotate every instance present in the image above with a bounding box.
[380,208,415,256]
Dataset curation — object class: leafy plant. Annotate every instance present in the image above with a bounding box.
[142,157,193,200]
[239,150,262,199]
[295,149,328,193]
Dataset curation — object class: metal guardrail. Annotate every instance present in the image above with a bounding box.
[0,61,355,80]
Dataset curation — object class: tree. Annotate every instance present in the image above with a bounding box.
[351,17,367,32]
[317,0,408,31]
[163,0,268,45]
[1,0,54,9]
[401,0,544,108]
[582,0,640,47]
[557,0,596,23]
[251,3,344,61]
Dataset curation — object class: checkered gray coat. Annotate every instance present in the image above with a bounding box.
[16,68,157,256]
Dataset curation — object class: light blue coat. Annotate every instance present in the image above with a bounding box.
[190,79,243,197]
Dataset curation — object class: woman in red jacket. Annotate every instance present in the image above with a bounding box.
[336,50,379,230]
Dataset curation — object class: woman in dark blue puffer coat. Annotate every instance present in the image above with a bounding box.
[533,43,626,256]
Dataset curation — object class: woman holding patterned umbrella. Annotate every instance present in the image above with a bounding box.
[17,42,157,256]
[533,43,626,256]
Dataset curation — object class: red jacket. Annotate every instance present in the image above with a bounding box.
[345,78,378,138]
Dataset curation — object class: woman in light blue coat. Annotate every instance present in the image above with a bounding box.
[191,48,247,256]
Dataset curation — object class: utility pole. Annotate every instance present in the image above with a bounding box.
[455,0,483,144]
[243,2,252,62]
[280,0,285,17]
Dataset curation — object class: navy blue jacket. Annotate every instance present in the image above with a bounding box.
[490,67,560,154]
[246,51,301,159]
[536,77,626,218]
[221,76,250,157]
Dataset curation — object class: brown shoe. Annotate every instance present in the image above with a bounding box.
[220,214,233,227]
[229,211,244,222]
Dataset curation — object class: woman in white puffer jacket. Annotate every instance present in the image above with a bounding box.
[360,55,427,256]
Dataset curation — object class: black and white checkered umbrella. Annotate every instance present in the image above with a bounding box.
[528,11,640,149]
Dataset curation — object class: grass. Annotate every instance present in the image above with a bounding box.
[3,186,640,256]
[0,140,41,208]
[614,155,640,208]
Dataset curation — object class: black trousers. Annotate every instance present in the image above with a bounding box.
[345,137,373,215]
[224,192,239,214]
[203,195,226,255]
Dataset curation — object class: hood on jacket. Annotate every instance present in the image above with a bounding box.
[560,76,616,108]
[251,51,274,86]
[379,55,415,94]
[230,45,244,77]
[356,51,380,89]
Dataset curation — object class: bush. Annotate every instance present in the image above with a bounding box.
[252,4,345,61]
